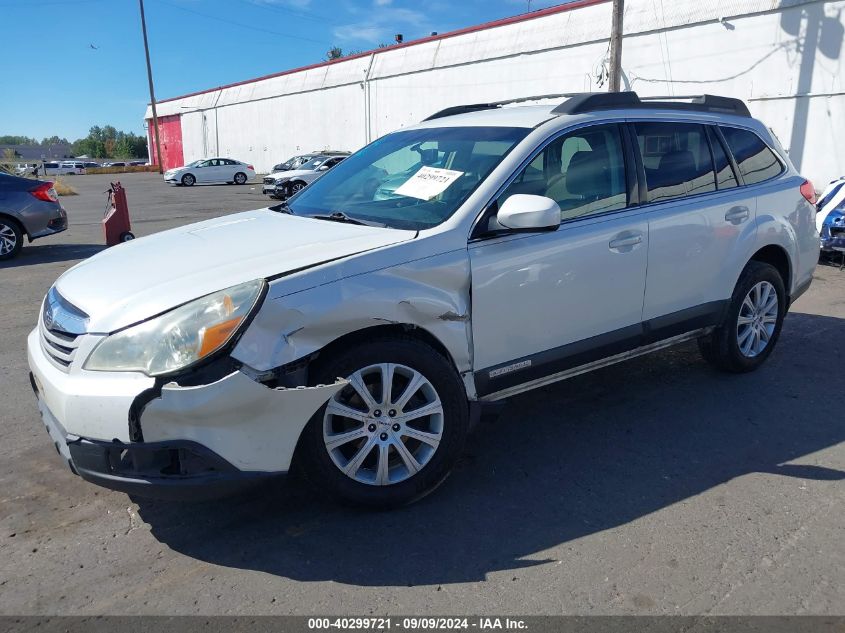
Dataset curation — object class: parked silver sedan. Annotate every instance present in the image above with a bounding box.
[262,155,346,199]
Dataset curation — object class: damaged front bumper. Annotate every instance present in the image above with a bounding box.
[28,328,345,499]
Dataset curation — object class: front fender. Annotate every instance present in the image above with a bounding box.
[232,249,473,377]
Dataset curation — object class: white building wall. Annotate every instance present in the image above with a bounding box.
[146,0,845,184]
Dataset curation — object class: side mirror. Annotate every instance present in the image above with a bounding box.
[497,194,561,231]
[317,165,330,171]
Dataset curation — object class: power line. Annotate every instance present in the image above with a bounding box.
[154,0,331,46]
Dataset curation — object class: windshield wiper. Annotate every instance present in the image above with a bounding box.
[311,211,385,228]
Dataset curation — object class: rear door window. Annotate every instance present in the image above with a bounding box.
[634,122,716,202]
[720,126,783,185]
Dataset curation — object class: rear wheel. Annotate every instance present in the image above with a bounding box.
[698,261,786,372]
[119,231,135,242]
[297,337,469,508]
[181,173,196,186]
[233,172,247,185]
[0,217,23,260]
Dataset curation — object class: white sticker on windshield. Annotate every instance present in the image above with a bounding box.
[393,166,464,201]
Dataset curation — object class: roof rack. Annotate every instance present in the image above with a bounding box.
[552,91,750,117]
[424,91,751,122]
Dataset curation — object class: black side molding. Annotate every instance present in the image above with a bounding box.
[474,301,728,399]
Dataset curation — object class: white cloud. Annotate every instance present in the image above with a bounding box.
[332,5,429,45]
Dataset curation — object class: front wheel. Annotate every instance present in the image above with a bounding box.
[289,181,306,195]
[698,261,786,373]
[297,337,469,508]
[181,173,196,186]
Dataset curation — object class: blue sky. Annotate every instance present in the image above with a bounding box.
[0,0,569,141]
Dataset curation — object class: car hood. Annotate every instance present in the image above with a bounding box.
[55,209,415,332]
[267,168,315,180]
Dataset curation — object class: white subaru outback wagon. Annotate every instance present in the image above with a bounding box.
[28,92,819,507]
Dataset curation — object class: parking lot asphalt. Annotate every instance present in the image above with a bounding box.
[0,173,843,615]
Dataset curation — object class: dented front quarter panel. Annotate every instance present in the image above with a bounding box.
[232,244,474,382]
[141,371,346,472]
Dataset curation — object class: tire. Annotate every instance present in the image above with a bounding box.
[290,181,307,195]
[0,217,23,261]
[698,261,786,373]
[233,172,247,185]
[296,336,469,508]
[119,231,135,242]
[181,173,196,186]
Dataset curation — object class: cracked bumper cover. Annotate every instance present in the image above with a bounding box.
[28,329,345,499]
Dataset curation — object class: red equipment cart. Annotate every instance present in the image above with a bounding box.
[102,182,135,246]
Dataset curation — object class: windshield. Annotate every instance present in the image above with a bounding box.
[185,160,203,168]
[297,157,327,171]
[287,126,529,230]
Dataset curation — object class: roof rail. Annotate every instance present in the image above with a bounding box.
[422,93,582,121]
[552,91,750,117]
[551,92,642,115]
[423,104,498,121]
[638,94,751,117]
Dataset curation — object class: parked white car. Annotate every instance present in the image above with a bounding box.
[28,92,818,507]
[43,161,86,176]
[262,155,346,199]
[164,158,256,186]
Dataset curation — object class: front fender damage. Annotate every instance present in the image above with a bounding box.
[140,370,346,472]
[231,250,474,391]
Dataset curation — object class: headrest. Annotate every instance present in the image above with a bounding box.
[564,150,610,197]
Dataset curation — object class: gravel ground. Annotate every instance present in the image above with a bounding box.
[0,173,843,615]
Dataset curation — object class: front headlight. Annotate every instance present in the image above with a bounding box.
[84,279,265,376]
[275,177,290,185]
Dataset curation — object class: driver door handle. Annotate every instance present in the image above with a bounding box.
[725,206,750,224]
[609,233,643,251]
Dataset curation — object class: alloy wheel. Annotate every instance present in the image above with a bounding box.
[736,280,778,357]
[0,223,17,256]
[323,363,444,486]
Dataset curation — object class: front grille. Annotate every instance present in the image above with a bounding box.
[39,288,89,372]
[39,323,82,370]
[831,226,845,237]
[263,177,275,185]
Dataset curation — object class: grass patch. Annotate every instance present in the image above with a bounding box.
[52,177,78,196]
[86,165,157,175]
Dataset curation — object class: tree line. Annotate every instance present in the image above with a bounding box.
[0,126,148,160]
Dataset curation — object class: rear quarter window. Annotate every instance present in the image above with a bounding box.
[720,127,783,185]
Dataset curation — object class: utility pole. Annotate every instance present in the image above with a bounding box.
[139,0,164,173]
[608,0,624,92]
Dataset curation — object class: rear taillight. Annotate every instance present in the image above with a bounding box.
[247,165,254,171]
[30,182,58,202]
[800,179,817,205]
